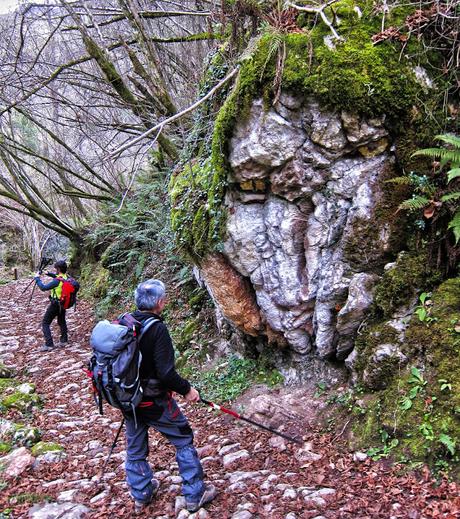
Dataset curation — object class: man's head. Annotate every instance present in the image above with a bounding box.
[54,260,67,274]
[134,279,166,313]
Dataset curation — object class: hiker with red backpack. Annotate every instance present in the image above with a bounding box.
[33,259,79,352]
[89,278,217,514]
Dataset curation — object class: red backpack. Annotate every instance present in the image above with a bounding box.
[59,277,80,309]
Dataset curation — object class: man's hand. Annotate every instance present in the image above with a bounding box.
[184,387,200,403]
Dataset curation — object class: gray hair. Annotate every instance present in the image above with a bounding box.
[134,279,166,311]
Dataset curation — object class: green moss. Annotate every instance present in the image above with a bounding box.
[79,263,110,300]
[1,391,41,412]
[180,354,283,402]
[11,493,52,505]
[0,379,18,392]
[170,156,228,259]
[0,443,11,455]
[353,322,401,388]
[30,442,64,457]
[171,1,442,256]
[352,277,460,476]
[373,251,441,319]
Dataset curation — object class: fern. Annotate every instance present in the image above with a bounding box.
[439,433,456,456]
[434,133,460,149]
[412,148,460,167]
[385,176,412,185]
[448,210,460,244]
[260,26,284,81]
[398,196,430,212]
[441,192,460,203]
[447,168,460,183]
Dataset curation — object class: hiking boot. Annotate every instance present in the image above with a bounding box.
[39,344,54,352]
[132,479,160,515]
[186,484,218,513]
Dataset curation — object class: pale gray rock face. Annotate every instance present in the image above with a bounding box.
[336,273,379,359]
[229,99,307,180]
[218,94,401,365]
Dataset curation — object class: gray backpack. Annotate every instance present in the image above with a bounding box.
[88,313,158,419]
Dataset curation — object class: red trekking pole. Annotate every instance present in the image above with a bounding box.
[200,398,301,445]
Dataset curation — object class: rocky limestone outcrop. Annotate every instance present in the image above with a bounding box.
[201,93,405,366]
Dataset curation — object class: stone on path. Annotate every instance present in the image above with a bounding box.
[218,442,241,456]
[222,449,250,468]
[0,446,35,478]
[353,451,368,462]
[175,495,187,515]
[57,489,81,502]
[231,511,253,519]
[28,502,90,518]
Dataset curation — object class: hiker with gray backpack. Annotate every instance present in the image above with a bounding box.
[88,279,217,515]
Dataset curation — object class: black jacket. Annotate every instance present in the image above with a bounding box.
[132,310,191,397]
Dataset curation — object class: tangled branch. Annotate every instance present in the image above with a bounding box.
[286,0,343,40]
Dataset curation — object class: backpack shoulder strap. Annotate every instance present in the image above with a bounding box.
[139,317,160,340]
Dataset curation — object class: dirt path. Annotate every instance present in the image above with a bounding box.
[0,279,459,518]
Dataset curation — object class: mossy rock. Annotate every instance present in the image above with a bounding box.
[352,277,460,476]
[373,251,441,319]
[170,0,445,257]
[0,418,41,448]
[0,363,14,379]
[31,442,64,457]
[12,425,41,448]
[0,391,41,413]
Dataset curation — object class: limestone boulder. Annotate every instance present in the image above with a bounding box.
[336,273,380,359]
[201,93,406,369]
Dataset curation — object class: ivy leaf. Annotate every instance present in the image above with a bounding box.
[419,292,429,305]
[415,308,427,321]
[400,397,413,410]
[409,366,425,385]
[409,386,419,399]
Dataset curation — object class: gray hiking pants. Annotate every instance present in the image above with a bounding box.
[124,393,204,504]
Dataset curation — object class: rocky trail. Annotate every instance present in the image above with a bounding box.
[0,279,459,519]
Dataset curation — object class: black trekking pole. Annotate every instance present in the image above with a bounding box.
[99,418,125,481]
[25,257,51,307]
[200,397,302,445]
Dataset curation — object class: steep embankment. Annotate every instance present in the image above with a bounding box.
[0,279,459,518]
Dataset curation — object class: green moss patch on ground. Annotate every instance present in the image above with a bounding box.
[178,354,283,403]
[30,442,63,457]
[0,391,41,413]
